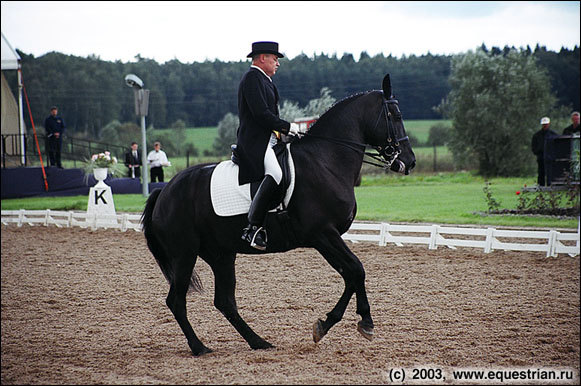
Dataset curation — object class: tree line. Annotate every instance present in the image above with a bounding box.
[5,44,578,142]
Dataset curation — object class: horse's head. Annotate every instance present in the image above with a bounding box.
[366,74,416,175]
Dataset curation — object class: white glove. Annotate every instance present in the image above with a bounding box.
[288,123,300,136]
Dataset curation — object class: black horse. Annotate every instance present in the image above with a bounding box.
[142,74,416,356]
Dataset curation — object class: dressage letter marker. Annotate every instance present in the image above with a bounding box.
[94,190,107,205]
[87,180,117,227]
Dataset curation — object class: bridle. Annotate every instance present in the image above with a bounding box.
[364,95,409,170]
[301,94,409,171]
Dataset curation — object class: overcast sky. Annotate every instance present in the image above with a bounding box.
[2,1,579,64]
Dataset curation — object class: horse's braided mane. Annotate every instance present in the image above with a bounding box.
[308,90,380,130]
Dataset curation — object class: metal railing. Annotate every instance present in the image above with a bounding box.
[1,134,127,169]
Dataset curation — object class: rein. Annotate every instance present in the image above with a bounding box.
[301,96,409,170]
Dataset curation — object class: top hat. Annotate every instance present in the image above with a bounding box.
[247,41,284,58]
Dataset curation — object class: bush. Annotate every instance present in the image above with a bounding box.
[212,112,238,156]
[427,124,450,146]
[440,47,556,177]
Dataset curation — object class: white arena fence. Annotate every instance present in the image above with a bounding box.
[1,209,142,233]
[1,210,579,258]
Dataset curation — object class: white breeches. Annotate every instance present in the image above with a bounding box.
[263,133,282,184]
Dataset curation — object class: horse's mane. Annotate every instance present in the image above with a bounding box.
[308,90,380,130]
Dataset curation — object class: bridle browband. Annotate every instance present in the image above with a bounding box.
[302,93,409,170]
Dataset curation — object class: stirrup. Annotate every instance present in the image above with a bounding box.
[242,225,267,251]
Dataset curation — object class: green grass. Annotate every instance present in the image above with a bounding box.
[355,172,577,229]
[405,119,452,144]
[412,146,450,156]
[2,172,577,229]
[181,121,451,152]
[184,126,218,154]
[1,194,148,213]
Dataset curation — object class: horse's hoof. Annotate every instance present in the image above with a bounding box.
[192,346,213,356]
[252,341,275,350]
[313,319,326,343]
[357,321,374,341]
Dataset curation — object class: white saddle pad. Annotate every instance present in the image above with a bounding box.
[210,143,295,217]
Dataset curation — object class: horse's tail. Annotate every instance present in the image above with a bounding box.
[141,187,203,293]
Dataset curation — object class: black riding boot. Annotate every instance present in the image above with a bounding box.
[242,175,279,250]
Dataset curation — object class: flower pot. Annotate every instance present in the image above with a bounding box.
[93,168,108,187]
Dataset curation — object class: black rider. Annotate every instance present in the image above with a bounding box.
[236,41,299,250]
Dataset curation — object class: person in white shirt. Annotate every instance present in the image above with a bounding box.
[147,141,171,182]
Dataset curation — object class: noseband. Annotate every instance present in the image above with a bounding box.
[364,97,409,170]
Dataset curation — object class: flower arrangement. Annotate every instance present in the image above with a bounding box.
[82,151,123,176]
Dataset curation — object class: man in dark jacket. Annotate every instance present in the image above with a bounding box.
[124,141,141,180]
[562,111,580,135]
[44,106,66,168]
[531,117,558,186]
[236,41,299,250]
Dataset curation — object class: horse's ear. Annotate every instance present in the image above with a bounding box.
[382,74,392,98]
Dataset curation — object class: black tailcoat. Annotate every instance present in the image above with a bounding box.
[236,67,290,185]
[124,149,142,178]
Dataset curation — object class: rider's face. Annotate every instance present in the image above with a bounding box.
[261,54,279,77]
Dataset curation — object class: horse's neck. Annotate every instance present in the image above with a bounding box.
[294,95,369,183]
[308,95,368,143]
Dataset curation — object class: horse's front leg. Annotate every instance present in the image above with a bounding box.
[312,230,374,342]
[209,253,274,350]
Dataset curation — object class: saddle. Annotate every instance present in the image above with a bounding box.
[210,143,295,217]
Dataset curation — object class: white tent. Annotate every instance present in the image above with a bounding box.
[1,31,25,165]
[1,31,21,70]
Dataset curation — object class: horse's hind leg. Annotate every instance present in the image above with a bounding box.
[312,230,374,343]
[209,253,274,350]
[165,254,213,356]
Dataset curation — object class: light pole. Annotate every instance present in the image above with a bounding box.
[124,74,150,197]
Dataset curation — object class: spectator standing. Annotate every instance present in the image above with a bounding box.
[44,106,65,168]
[124,141,142,180]
[562,111,580,135]
[147,141,171,182]
[531,117,558,186]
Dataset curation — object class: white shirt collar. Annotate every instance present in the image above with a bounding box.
[250,65,272,82]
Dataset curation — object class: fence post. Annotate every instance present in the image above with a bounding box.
[547,230,558,258]
[429,224,439,249]
[433,144,437,172]
[18,209,25,227]
[121,213,128,232]
[575,217,580,255]
[44,209,50,226]
[379,223,388,246]
[484,227,494,253]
